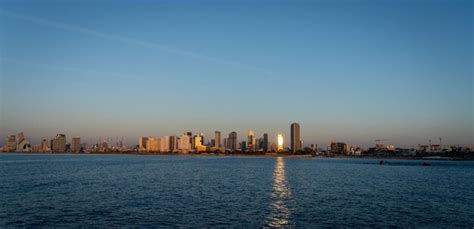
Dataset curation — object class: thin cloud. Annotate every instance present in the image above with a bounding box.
[0,9,272,75]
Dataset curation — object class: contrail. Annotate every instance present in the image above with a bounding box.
[0,9,272,75]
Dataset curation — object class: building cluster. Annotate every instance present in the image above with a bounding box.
[1,133,83,153]
[2,122,472,157]
[3,132,31,152]
[136,123,304,153]
[0,132,131,153]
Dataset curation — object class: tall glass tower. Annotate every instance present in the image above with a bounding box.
[291,122,301,153]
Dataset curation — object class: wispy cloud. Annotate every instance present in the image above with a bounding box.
[0,9,272,75]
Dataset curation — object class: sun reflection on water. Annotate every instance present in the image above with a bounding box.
[266,157,292,227]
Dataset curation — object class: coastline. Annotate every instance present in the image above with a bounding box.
[1,151,472,161]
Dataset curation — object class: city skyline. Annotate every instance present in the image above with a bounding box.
[0,1,473,228]
[3,121,471,151]
[1,0,472,148]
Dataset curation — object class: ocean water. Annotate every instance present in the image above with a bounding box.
[0,153,473,227]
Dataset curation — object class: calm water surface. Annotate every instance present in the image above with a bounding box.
[1,153,473,227]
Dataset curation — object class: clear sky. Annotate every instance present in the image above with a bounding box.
[0,0,472,148]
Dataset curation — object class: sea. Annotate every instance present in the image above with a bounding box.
[1,153,473,227]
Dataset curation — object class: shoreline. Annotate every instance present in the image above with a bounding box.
[1,151,472,161]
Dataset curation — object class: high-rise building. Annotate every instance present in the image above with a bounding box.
[178,134,191,153]
[146,137,160,152]
[331,142,349,154]
[277,134,284,151]
[199,133,204,145]
[139,137,148,152]
[228,132,237,151]
[241,141,247,151]
[169,136,178,152]
[16,132,31,152]
[160,136,170,152]
[255,138,262,151]
[52,134,66,152]
[193,135,203,148]
[263,133,269,152]
[248,130,255,152]
[214,131,221,148]
[5,135,16,151]
[291,122,301,152]
[186,132,193,148]
[193,134,207,152]
[72,137,81,152]
[40,139,50,152]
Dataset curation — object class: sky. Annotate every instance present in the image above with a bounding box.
[0,0,472,148]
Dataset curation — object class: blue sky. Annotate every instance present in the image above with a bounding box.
[0,0,472,148]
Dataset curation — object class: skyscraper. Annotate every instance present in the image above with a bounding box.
[169,136,178,152]
[248,130,255,152]
[52,134,66,152]
[139,137,148,152]
[178,134,191,153]
[241,141,247,151]
[228,132,237,151]
[193,135,203,148]
[263,133,269,152]
[277,134,284,151]
[187,132,193,148]
[160,136,170,152]
[291,122,301,152]
[214,131,221,148]
[146,137,160,152]
[72,137,81,152]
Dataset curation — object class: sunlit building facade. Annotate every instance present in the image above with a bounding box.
[146,137,160,152]
[277,134,284,151]
[139,137,148,152]
[178,134,191,153]
[214,131,221,148]
[193,135,203,149]
[248,130,256,152]
[160,136,170,152]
